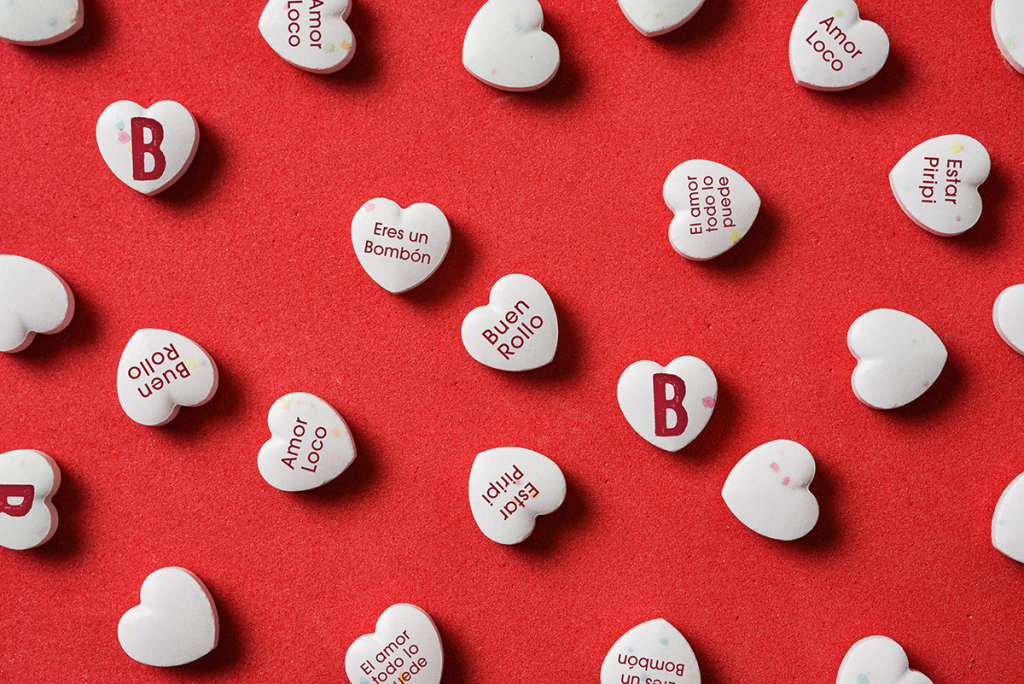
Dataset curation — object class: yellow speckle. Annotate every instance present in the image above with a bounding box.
[125,142,132,152]
[1007,38,1017,51]
[340,40,351,50]
[655,12,661,17]
[280,399,291,410]
[729,231,741,244]
[332,428,342,437]
[186,358,197,370]
[951,142,964,154]
[507,11,519,20]
[68,10,78,21]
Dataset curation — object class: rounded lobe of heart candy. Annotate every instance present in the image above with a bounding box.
[0,0,82,45]
[618,0,705,37]
[722,439,819,541]
[468,447,567,544]
[461,274,558,372]
[259,0,355,74]
[992,472,1024,563]
[617,356,717,452]
[992,0,1024,74]
[836,636,933,684]
[118,567,219,667]
[462,0,560,92]
[0,450,60,551]
[258,392,356,491]
[116,329,219,426]
[664,160,761,261]
[344,604,444,684]
[789,0,889,91]
[600,618,701,684]
[847,309,947,410]
[0,255,75,353]
[993,284,1024,355]
[351,198,452,293]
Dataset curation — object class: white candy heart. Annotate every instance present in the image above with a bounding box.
[118,567,219,667]
[664,160,760,261]
[468,447,566,545]
[994,284,1024,355]
[0,255,74,353]
[600,618,701,684]
[462,0,560,92]
[722,440,819,541]
[889,134,990,236]
[992,0,1024,73]
[117,329,219,426]
[617,356,717,452]
[259,0,355,74]
[618,0,704,37]
[344,604,443,684]
[258,393,356,491]
[847,309,947,410]
[0,0,82,46]
[461,274,558,371]
[836,636,933,684]
[0,450,60,551]
[96,101,199,196]
[351,198,451,293]
[789,0,889,91]
[992,472,1024,563]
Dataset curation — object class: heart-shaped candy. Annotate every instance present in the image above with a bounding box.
[848,309,947,410]
[462,0,560,91]
[722,440,819,541]
[617,356,717,452]
[118,567,219,667]
[469,447,566,544]
[618,0,704,37]
[259,0,355,73]
[96,101,199,196]
[345,604,443,684]
[117,329,219,426]
[789,0,889,91]
[664,160,760,261]
[836,636,933,684]
[890,135,990,236]
[992,471,1024,563]
[0,450,60,550]
[0,0,82,45]
[600,618,701,684]
[258,393,356,491]
[994,284,1024,355]
[0,255,75,353]
[461,274,558,371]
[992,0,1024,73]
[351,198,451,293]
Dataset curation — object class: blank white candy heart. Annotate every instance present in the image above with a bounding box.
[0,450,60,551]
[992,0,1024,74]
[469,447,566,545]
[344,604,443,684]
[96,101,199,196]
[994,284,1024,355]
[258,393,356,491]
[789,0,888,91]
[259,0,355,74]
[848,309,946,410]
[461,274,558,371]
[117,329,219,426]
[118,567,219,667]
[0,255,74,353]
[889,134,990,236]
[664,160,760,261]
[0,0,82,46]
[992,472,1024,563]
[351,198,451,293]
[600,618,701,684]
[836,636,933,684]
[462,0,560,92]
[617,356,717,452]
[722,439,818,541]
[618,0,704,37]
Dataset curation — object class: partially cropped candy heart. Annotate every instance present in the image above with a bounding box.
[836,636,933,684]
[0,255,74,353]
[617,356,717,452]
[0,450,60,550]
[0,0,82,45]
[469,447,566,544]
[994,284,1024,355]
[618,0,705,37]
[600,618,701,684]
[258,393,356,491]
[351,198,451,293]
[789,0,889,91]
[345,604,443,684]
[259,0,355,73]
[462,274,558,371]
[992,0,1024,74]
[992,472,1024,563]
[462,0,560,91]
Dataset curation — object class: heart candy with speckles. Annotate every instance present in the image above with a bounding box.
[618,0,705,36]
[259,0,355,73]
[992,0,1024,73]
[789,0,888,91]
[469,447,566,544]
[0,450,60,550]
[994,284,1024,355]
[351,198,451,293]
[836,636,933,684]
[0,255,75,353]
[0,0,82,45]
[600,618,701,684]
[462,0,560,91]
[345,604,444,684]
[617,356,717,451]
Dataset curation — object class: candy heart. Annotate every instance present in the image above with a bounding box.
[469,447,566,544]
[258,392,356,491]
[722,440,819,541]
[836,636,933,684]
[96,101,199,196]
[789,0,889,91]
[462,0,560,92]
[0,0,82,46]
[259,0,355,74]
[0,255,74,353]
[889,134,990,236]
[992,472,1024,562]
[992,0,1024,73]
[461,274,558,371]
[351,198,451,293]
[600,618,700,684]
[617,356,717,452]
[0,450,60,550]
[118,567,219,667]
[847,309,947,410]
[344,604,443,684]
[117,329,219,426]
[618,0,704,37]
[664,160,760,261]
[994,284,1024,355]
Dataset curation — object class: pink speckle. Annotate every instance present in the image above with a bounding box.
[956,216,962,222]
[702,396,716,408]
[769,462,780,472]
[782,477,791,486]
[117,131,130,144]
[364,202,375,211]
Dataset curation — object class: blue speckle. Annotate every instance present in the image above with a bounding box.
[858,674,869,684]
[512,22,523,31]
[47,16,57,26]
[659,637,669,646]
[625,647,634,654]
[115,119,125,130]
[360,679,370,684]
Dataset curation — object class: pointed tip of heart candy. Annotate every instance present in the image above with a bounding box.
[0,255,75,353]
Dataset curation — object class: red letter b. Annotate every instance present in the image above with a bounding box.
[131,117,167,181]
[653,373,688,437]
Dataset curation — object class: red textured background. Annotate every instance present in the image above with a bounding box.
[2,0,1024,681]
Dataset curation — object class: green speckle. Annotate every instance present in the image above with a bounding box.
[835,9,844,17]
[1006,37,1017,51]
[325,43,335,53]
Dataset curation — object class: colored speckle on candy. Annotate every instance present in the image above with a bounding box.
[332,428,342,437]
[951,142,964,153]
[729,231,740,244]
[340,40,351,50]
[1007,38,1017,50]
[782,477,791,486]
[835,9,844,17]
[364,202,375,211]
[280,399,291,410]
[117,131,130,144]
[702,396,715,408]
[325,43,335,53]
[507,11,519,20]
[659,637,669,646]
[115,119,125,130]
[186,358,198,371]
[857,675,869,684]
[770,462,780,472]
